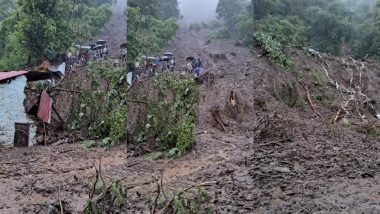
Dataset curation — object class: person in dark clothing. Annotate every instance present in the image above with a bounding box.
[192,59,197,70]
[128,63,135,73]
[196,57,202,68]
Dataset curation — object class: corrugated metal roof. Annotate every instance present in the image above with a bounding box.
[37,91,52,124]
[0,71,28,81]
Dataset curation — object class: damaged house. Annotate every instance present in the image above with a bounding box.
[0,71,37,147]
[0,67,63,147]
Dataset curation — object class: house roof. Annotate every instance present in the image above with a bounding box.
[0,71,28,81]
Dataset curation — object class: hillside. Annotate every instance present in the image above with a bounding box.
[1,26,379,213]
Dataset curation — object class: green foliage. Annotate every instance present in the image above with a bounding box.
[126,1,179,62]
[170,186,213,214]
[0,17,28,70]
[148,185,213,214]
[137,72,200,156]
[221,0,380,58]
[303,5,354,55]
[126,3,179,63]
[84,172,127,214]
[128,0,161,18]
[215,0,254,44]
[80,140,98,148]
[233,11,254,44]
[159,0,180,20]
[126,6,141,62]
[73,62,128,146]
[0,0,111,70]
[145,152,163,160]
[207,27,231,40]
[110,180,126,208]
[255,32,293,68]
[17,0,74,60]
[0,0,15,21]
[256,15,305,45]
[73,4,112,40]
[216,0,245,36]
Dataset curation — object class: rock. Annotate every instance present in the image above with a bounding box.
[36,135,44,144]
[273,167,291,173]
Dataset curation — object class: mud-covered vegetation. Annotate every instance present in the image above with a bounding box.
[71,62,128,147]
[0,0,112,70]
[254,32,293,68]
[135,73,200,157]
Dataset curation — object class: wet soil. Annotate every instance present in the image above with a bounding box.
[1,8,380,214]
[95,0,127,57]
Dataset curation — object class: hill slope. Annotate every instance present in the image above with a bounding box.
[0,27,379,213]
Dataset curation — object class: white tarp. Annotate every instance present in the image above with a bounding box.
[127,72,133,85]
[48,62,66,76]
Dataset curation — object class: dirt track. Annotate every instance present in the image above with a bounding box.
[1,25,380,213]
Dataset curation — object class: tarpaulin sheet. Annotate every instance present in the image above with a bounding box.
[37,91,52,124]
[48,63,66,76]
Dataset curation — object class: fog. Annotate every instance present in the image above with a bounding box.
[179,0,218,23]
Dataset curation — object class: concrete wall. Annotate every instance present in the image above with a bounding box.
[0,76,36,147]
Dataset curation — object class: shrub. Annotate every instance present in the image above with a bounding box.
[71,61,128,146]
[137,72,200,156]
[255,32,293,68]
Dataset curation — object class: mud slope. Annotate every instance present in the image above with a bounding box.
[1,27,380,213]
[95,0,127,57]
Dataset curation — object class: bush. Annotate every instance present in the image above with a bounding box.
[136,72,200,156]
[256,15,305,46]
[71,61,128,146]
[255,32,293,68]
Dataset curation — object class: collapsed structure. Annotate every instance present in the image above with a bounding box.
[0,71,37,147]
[0,63,65,147]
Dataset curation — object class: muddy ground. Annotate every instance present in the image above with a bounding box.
[1,27,380,213]
[1,2,380,213]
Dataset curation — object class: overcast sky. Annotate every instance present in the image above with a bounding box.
[179,0,218,23]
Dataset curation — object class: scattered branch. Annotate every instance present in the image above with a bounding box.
[58,186,64,214]
[304,85,323,118]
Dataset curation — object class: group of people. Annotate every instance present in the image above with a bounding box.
[160,57,176,72]
[68,41,110,65]
[187,57,203,79]
[141,56,176,75]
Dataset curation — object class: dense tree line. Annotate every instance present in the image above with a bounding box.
[254,0,380,58]
[126,0,180,62]
[0,0,112,70]
[216,0,253,44]
[217,0,380,59]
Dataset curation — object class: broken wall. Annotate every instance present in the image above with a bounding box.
[0,76,36,146]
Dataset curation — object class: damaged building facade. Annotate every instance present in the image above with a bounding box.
[0,71,37,147]
[0,67,61,147]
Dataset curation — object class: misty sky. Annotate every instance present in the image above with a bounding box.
[179,0,218,23]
